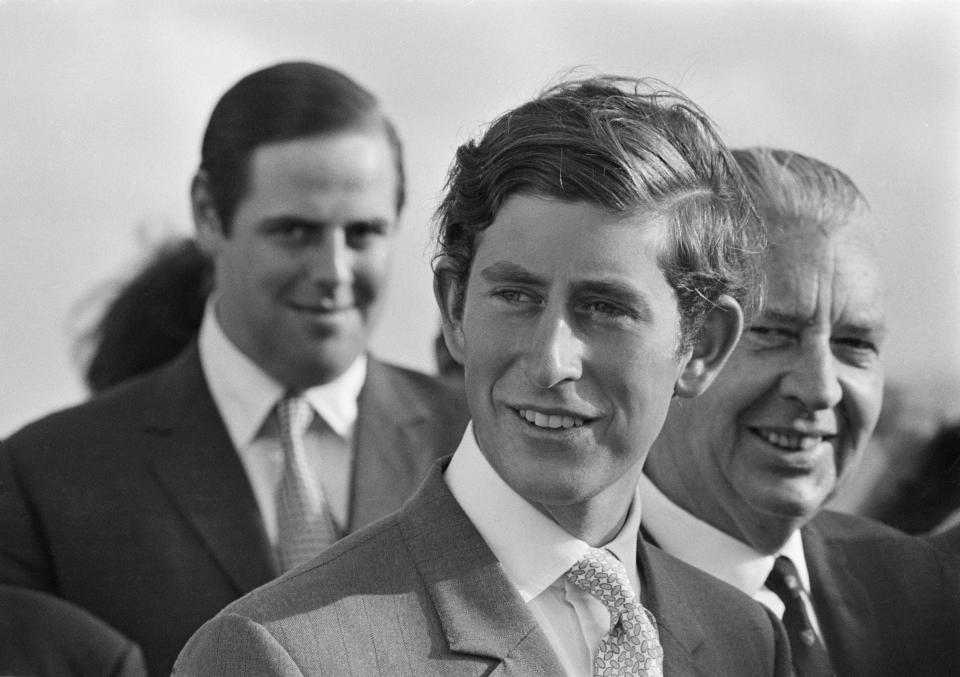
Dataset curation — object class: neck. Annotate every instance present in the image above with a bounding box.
[644,450,801,555]
[534,474,638,547]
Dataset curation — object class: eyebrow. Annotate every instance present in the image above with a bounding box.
[478,261,656,316]
[259,215,325,229]
[758,308,887,336]
[577,279,655,317]
[478,261,544,286]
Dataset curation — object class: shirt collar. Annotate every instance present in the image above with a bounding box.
[445,422,642,602]
[198,297,366,447]
[638,472,810,594]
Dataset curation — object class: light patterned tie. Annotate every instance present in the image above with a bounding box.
[275,395,339,572]
[565,548,664,677]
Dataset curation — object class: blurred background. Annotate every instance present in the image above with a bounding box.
[1,0,959,440]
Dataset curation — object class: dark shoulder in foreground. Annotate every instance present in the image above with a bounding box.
[926,521,960,559]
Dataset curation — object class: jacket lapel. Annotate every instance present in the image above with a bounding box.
[398,462,565,676]
[143,345,277,593]
[803,518,874,674]
[348,359,434,531]
[638,540,711,677]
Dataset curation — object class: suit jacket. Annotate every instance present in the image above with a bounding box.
[803,511,960,677]
[174,460,792,676]
[0,584,147,677]
[926,521,960,559]
[0,344,468,677]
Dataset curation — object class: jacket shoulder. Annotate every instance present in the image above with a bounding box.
[3,346,205,466]
[371,360,466,411]
[217,512,412,622]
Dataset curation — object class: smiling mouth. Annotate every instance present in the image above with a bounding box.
[289,301,355,314]
[750,427,835,451]
[517,408,586,430]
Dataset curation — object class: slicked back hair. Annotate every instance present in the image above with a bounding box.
[434,75,764,347]
[732,147,870,242]
[199,61,405,232]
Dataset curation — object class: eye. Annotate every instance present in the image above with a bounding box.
[345,221,388,249]
[832,336,880,365]
[264,220,314,245]
[745,326,796,347]
[582,300,630,320]
[491,288,540,306]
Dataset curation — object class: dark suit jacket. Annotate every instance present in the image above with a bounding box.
[174,460,792,676]
[0,345,468,677]
[926,521,960,559]
[0,584,147,677]
[803,511,960,676]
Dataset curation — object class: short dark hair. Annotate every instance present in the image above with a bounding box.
[433,75,763,346]
[200,61,405,232]
[732,147,870,239]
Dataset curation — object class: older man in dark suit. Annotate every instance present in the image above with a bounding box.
[174,75,792,676]
[0,62,467,677]
[639,147,960,676]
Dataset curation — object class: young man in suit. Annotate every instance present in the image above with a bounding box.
[174,76,792,676]
[639,147,960,676]
[0,62,467,677]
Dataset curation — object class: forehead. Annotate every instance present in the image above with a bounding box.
[246,130,397,199]
[763,219,885,325]
[476,195,668,269]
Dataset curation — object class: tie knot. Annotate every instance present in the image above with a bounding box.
[277,395,314,440]
[766,555,804,599]
[565,548,636,618]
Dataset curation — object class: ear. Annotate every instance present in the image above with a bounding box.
[191,171,225,257]
[433,259,467,367]
[674,294,743,398]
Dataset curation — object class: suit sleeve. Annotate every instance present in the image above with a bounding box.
[173,614,306,677]
[0,440,56,591]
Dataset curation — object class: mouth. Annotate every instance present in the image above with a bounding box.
[516,408,587,430]
[288,301,356,315]
[749,427,836,451]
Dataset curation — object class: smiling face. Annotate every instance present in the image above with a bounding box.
[440,194,696,526]
[197,131,399,388]
[649,218,885,546]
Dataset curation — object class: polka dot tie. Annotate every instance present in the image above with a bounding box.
[275,395,339,572]
[565,548,664,677]
[765,555,834,677]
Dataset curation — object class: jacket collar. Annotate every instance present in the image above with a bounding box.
[398,460,565,674]
[141,344,278,593]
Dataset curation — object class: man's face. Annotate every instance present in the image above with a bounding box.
[654,220,885,534]
[444,194,689,511]
[203,131,399,388]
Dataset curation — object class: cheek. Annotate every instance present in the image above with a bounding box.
[353,249,392,294]
[841,371,884,440]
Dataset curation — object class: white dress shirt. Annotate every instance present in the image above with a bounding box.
[445,423,644,677]
[198,299,365,545]
[638,473,825,641]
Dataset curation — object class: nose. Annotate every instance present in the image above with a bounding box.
[523,308,584,389]
[306,229,352,289]
[779,339,843,413]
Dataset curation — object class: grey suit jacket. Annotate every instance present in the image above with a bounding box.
[0,344,468,677]
[174,459,792,676]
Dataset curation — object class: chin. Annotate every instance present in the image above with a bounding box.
[755,486,827,522]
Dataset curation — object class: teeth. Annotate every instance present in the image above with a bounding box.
[520,409,584,429]
[756,430,823,451]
